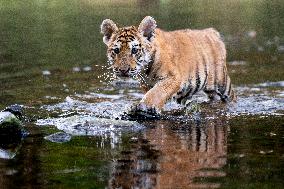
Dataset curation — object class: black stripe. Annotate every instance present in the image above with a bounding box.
[176,97,183,104]
[178,84,193,104]
[214,65,217,91]
[177,91,183,95]
[137,61,143,66]
[194,77,201,94]
[196,126,201,151]
[184,80,193,98]
[193,64,201,94]
[222,69,227,95]
[201,64,208,90]
[128,36,135,41]
[200,55,207,90]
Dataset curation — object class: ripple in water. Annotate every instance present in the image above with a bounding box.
[37,80,284,140]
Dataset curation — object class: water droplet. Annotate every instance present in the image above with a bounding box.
[42,70,51,75]
[83,66,92,72]
[72,67,80,72]
[228,61,247,66]
[257,46,264,52]
[247,30,257,38]
[270,132,276,136]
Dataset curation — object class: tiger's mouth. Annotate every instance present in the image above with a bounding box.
[117,71,130,77]
[114,67,137,78]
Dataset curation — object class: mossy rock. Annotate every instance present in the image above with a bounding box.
[0,111,23,149]
[0,112,22,128]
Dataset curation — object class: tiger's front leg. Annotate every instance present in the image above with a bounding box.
[129,77,181,118]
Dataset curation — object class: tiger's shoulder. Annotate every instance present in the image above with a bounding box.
[151,27,226,71]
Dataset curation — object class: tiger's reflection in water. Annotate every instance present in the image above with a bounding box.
[108,119,228,189]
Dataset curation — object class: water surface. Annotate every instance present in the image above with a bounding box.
[0,0,284,188]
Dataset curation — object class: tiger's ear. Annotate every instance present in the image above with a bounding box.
[138,16,157,42]
[100,19,118,45]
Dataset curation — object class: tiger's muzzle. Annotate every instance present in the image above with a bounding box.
[113,56,137,77]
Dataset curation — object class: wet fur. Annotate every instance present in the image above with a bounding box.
[101,16,235,112]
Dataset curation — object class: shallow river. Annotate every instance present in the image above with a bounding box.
[0,1,283,188]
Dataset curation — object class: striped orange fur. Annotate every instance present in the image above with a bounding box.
[101,16,235,112]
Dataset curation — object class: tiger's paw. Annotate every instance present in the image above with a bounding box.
[122,103,160,120]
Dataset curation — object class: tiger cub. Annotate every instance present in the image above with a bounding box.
[101,16,235,114]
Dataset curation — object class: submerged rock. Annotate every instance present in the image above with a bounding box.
[0,111,23,140]
[0,112,21,128]
[0,104,26,159]
[0,104,24,136]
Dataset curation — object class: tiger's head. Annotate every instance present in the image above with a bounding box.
[100,16,156,78]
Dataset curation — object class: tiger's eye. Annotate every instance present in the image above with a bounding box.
[114,48,120,54]
[131,48,138,54]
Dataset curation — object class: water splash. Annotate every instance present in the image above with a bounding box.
[36,79,284,141]
[37,115,144,136]
[228,95,284,116]
[41,96,132,118]
[254,81,284,88]
[228,85,284,115]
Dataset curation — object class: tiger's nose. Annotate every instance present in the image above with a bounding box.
[119,68,130,74]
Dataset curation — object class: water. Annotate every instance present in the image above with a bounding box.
[0,0,284,188]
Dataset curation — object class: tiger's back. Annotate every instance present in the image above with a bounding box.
[152,28,235,105]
